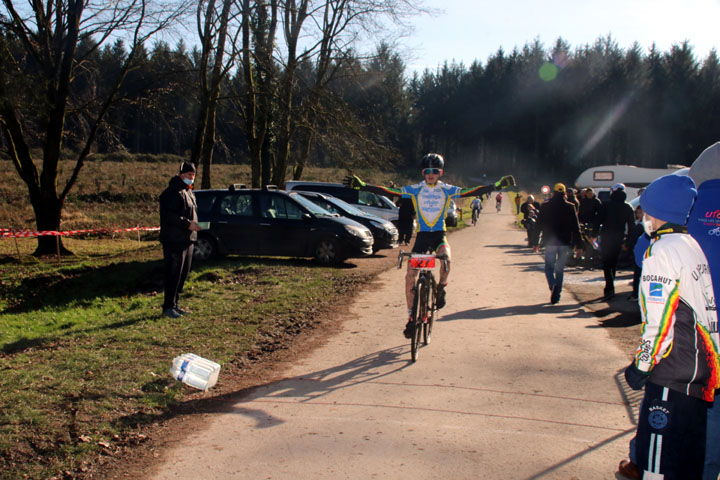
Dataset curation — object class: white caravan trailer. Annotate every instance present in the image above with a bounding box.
[574,165,687,201]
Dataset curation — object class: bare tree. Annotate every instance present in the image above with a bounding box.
[190,0,240,189]
[0,0,191,255]
[230,0,423,188]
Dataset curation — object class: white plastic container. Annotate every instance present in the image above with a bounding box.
[169,353,221,391]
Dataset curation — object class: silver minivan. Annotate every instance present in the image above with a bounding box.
[284,181,399,225]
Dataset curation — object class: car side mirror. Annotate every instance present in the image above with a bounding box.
[302,213,314,222]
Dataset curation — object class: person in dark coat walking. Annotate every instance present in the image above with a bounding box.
[537,183,581,304]
[594,183,635,299]
[396,197,415,245]
[159,162,201,318]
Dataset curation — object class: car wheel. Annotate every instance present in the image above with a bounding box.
[314,238,343,264]
[193,235,216,260]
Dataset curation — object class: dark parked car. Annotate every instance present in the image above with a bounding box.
[192,186,373,264]
[284,181,399,225]
[294,191,399,252]
[446,199,458,227]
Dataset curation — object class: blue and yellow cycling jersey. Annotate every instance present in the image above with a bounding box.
[401,181,462,232]
[354,176,500,231]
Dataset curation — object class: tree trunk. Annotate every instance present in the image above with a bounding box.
[292,128,314,181]
[31,194,71,256]
[200,104,216,188]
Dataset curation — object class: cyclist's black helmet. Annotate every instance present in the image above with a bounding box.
[421,153,444,170]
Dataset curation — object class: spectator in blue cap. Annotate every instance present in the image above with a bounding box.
[622,174,719,480]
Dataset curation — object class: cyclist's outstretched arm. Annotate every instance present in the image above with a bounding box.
[344,175,402,198]
[459,175,516,198]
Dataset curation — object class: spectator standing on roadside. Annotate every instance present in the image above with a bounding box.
[521,195,541,251]
[397,197,415,245]
[684,142,720,480]
[537,183,581,304]
[623,174,718,480]
[159,162,202,318]
[578,187,602,233]
[566,188,580,213]
[594,183,635,299]
[626,205,647,301]
[514,193,521,215]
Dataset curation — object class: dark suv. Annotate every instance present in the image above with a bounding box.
[192,186,374,264]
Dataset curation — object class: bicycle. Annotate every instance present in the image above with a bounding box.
[471,207,480,226]
[398,250,449,362]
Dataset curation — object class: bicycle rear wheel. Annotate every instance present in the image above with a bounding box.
[410,277,428,362]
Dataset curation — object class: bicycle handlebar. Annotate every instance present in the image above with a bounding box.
[397,250,449,272]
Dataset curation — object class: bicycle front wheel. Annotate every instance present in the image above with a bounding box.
[410,277,428,362]
[424,279,435,345]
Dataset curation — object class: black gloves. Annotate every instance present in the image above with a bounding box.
[624,362,650,390]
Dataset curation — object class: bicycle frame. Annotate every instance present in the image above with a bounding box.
[398,250,449,361]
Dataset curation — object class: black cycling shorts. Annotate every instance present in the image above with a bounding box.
[412,231,448,254]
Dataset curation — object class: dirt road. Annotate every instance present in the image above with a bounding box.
[148,199,639,479]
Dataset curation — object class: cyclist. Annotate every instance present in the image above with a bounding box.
[345,153,515,337]
[470,196,482,224]
[495,192,503,212]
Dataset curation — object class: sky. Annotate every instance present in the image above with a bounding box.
[400,0,720,74]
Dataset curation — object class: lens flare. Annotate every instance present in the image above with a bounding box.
[577,93,634,159]
[539,62,558,82]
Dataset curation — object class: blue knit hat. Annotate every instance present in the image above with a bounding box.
[639,174,697,225]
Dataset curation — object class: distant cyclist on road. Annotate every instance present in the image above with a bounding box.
[345,153,515,337]
[495,192,503,212]
[470,196,482,224]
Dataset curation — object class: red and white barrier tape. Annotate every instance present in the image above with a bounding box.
[0,226,160,238]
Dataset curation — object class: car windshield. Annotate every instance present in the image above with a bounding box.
[379,195,397,209]
[289,192,333,215]
[325,196,368,217]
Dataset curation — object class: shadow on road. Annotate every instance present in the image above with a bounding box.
[525,368,642,479]
[439,302,596,322]
[524,426,636,480]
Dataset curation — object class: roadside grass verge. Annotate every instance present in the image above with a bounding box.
[0,240,366,479]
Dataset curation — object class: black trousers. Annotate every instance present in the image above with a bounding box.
[398,219,414,244]
[632,263,642,296]
[636,382,708,479]
[527,224,540,247]
[163,242,194,311]
[600,232,623,292]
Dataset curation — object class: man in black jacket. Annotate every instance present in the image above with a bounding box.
[537,183,581,304]
[578,188,602,228]
[594,183,635,299]
[159,162,201,318]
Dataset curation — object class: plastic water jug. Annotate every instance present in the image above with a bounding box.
[170,353,221,391]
